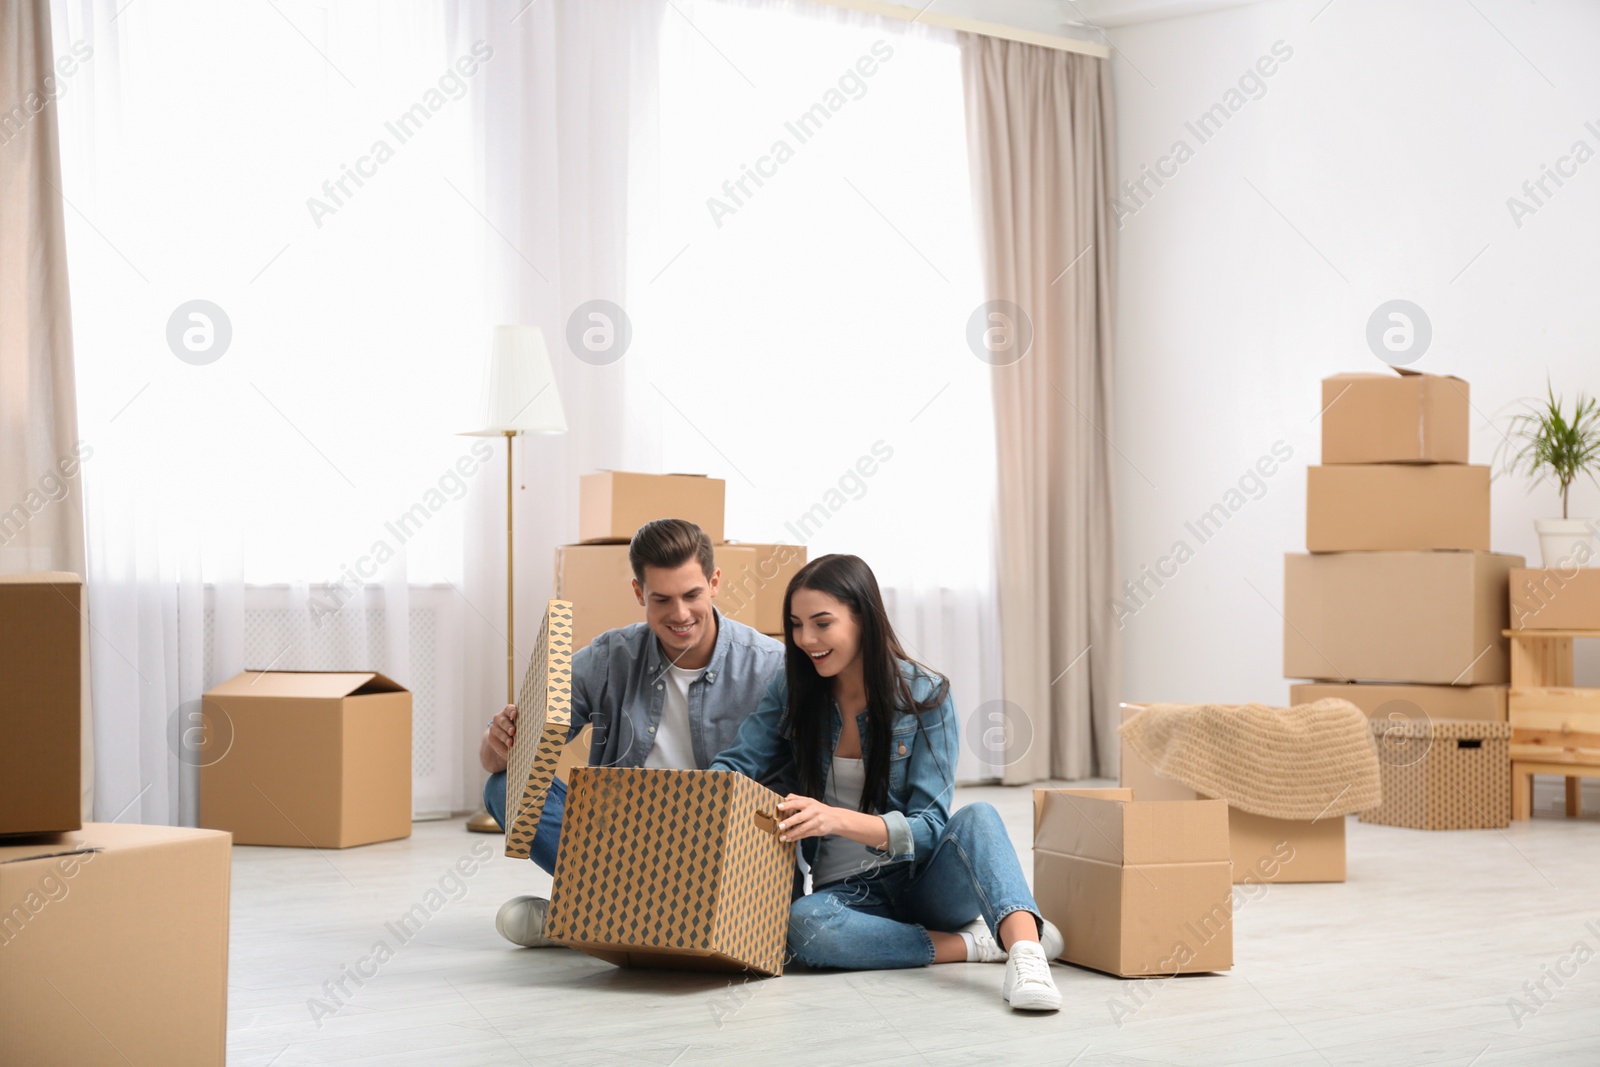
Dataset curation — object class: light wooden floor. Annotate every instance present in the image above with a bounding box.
[227,779,1600,1066]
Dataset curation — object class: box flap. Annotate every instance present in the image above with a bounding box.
[1034,789,1229,865]
[0,823,230,865]
[205,670,405,698]
[0,571,82,585]
[1032,787,1132,830]
[1322,369,1464,384]
[589,469,709,479]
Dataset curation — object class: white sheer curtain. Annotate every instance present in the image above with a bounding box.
[452,0,667,810]
[639,0,1006,780]
[51,0,1007,826]
[53,0,491,823]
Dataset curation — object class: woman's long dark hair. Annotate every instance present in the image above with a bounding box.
[780,554,949,814]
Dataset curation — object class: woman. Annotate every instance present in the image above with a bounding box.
[710,554,1063,1011]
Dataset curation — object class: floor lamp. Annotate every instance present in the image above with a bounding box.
[463,325,567,832]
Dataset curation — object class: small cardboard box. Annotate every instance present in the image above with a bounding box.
[1033,788,1232,977]
[718,542,807,635]
[1306,464,1490,552]
[0,572,82,836]
[546,766,796,975]
[200,671,412,848]
[0,823,230,1066]
[555,543,758,649]
[1509,567,1600,630]
[1283,551,1524,684]
[1119,706,1345,883]
[579,471,726,544]
[1289,682,1507,723]
[1360,719,1513,830]
[1320,369,1470,464]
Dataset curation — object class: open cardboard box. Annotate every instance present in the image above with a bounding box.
[1120,704,1346,883]
[1033,787,1233,977]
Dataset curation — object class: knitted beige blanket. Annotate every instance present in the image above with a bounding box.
[1120,699,1381,820]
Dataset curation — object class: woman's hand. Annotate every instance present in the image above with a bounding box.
[775,794,846,842]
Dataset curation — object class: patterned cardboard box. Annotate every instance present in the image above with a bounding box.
[504,600,576,860]
[1360,719,1513,830]
[546,766,796,975]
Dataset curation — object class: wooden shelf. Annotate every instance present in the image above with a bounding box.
[1507,629,1600,820]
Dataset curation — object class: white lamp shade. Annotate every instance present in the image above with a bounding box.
[461,325,568,435]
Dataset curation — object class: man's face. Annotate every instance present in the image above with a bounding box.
[635,559,719,659]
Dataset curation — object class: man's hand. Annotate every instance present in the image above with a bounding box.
[480,704,518,774]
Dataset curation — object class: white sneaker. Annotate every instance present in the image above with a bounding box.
[1004,941,1062,1011]
[1039,918,1064,962]
[495,895,556,948]
[961,917,1008,963]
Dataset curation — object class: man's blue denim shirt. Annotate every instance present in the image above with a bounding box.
[569,609,784,769]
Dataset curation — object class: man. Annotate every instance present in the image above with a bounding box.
[480,517,784,947]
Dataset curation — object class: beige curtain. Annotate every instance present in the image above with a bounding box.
[961,36,1118,783]
[1,0,91,812]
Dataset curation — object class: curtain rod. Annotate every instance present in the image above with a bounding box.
[804,0,1112,57]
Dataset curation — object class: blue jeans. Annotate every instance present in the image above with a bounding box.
[787,802,1042,970]
[482,771,565,876]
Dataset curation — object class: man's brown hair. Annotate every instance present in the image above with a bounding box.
[628,518,715,584]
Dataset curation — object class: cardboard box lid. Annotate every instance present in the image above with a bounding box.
[505,601,577,860]
[0,571,83,585]
[1034,789,1231,865]
[1368,718,1512,741]
[204,670,406,698]
[588,469,714,479]
[1323,368,1465,385]
[0,822,231,867]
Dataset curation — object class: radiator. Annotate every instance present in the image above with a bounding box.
[203,585,462,820]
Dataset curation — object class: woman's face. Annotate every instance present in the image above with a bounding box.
[788,587,861,681]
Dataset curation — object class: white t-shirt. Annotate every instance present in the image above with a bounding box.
[809,755,889,889]
[643,662,705,769]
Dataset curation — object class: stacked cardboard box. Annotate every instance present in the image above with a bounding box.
[556,472,804,648]
[1285,369,1523,829]
[0,573,83,835]
[1,823,231,1066]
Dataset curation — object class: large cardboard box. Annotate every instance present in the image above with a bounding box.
[1306,464,1489,552]
[579,471,726,544]
[1509,567,1600,630]
[1320,369,1470,464]
[717,542,807,635]
[0,572,82,836]
[1283,551,1523,684]
[1119,706,1345,883]
[1033,788,1232,977]
[546,766,796,975]
[555,543,758,649]
[1360,720,1512,830]
[1289,682,1507,723]
[200,671,412,848]
[0,823,230,1066]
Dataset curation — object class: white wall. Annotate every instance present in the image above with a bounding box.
[1103,0,1600,704]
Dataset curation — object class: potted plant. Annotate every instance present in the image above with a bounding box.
[1497,382,1600,567]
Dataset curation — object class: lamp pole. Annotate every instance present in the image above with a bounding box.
[505,429,516,707]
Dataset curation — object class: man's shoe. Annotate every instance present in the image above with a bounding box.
[1003,941,1062,1011]
[495,895,556,948]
